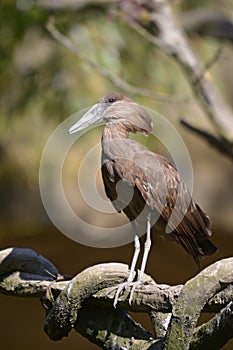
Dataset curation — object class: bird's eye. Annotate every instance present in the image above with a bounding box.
[108,98,115,103]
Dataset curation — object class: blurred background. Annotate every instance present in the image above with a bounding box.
[0,0,233,349]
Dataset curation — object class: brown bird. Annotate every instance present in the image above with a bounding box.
[69,92,217,305]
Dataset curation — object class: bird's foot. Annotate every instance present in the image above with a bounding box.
[107,280,143,307]
[128,280,142,304]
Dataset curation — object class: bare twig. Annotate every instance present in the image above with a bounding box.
[45,17,189,104]
[121,0,233,142]
[192,46,222,86]
[42,1,233,159]
[180,119,233,160]
[115,0,233,161]
[37,1,233,43]
[37,0,117,11]
[180,9,233,42]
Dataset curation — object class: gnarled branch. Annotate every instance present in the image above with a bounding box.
[0,247,233,349]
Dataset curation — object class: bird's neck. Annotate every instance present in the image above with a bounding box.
[101,122,131,160]
[102,122,130,141]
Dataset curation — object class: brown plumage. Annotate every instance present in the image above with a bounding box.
[69,92,217,303]
[100,93,216,263]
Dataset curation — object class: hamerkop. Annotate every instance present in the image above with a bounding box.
[69,92,217,305]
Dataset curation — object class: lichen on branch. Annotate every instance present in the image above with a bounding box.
[0,247,232,349]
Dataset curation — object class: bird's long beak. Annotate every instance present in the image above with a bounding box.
[69,103,106,134]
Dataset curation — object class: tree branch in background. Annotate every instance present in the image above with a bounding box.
[42,0,233,159]
[118,0,233,153]
[45,17,187,104]
[0,248,233,349]
[180,119,233,160]
[180,9,233,42]
[37,0,117,11]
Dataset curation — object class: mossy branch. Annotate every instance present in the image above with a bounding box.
[0,247,232,349]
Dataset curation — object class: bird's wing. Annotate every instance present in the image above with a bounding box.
[132,151,216,264]
[102,141,216,264]
[103,143,193,224]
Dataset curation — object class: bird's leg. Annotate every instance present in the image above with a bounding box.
[139,212,151,281]
[110,222,140,307]
[110,216,152,307]
[128,213,151,304]
[127,221,140,282]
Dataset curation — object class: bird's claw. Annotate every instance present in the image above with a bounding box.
[106,280,142,307]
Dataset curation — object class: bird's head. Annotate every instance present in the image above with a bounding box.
[69,92,153,135]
